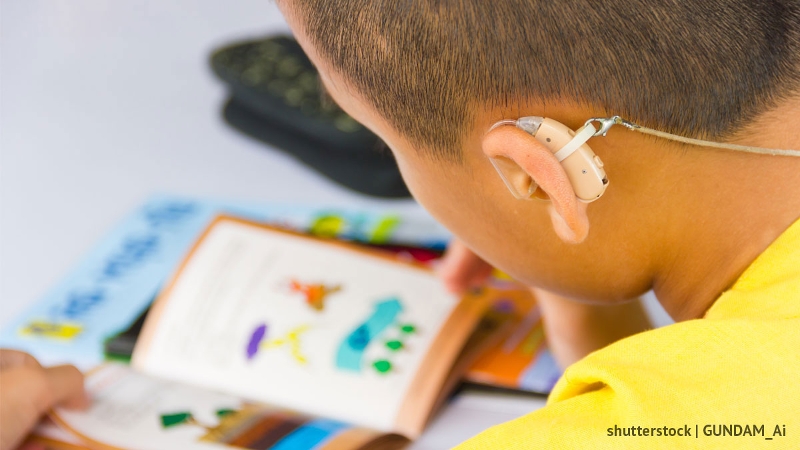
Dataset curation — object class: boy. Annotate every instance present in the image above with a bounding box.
[275,0,800,448]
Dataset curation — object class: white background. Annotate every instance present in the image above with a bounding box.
[0,1,548,447]
[0,1,423,326]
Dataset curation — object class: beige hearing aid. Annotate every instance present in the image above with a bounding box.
[490,117,609,202]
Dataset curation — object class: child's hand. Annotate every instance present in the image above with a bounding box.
[0,349,88,450]
[438,238,494,294]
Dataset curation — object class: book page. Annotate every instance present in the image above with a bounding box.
[0,195,448,371]
[464,283,562,394]
[133,217,473,433]
[49,364,395,450]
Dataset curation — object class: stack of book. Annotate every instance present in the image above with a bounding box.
[0,195,560,450]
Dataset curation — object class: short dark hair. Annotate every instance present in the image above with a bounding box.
[290,0,800,159]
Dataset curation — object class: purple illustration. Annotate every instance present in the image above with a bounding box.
[246,324,267,360]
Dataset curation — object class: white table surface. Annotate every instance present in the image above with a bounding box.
[0,1,546,447]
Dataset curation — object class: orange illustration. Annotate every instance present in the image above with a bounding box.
[289,280,341,311]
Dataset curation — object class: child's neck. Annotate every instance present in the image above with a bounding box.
[652,96,800,321]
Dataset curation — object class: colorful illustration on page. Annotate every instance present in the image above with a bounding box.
[466,285,562,393]
[19,320,83,340]
[160,407,238,431]
[246,323,310,364]
[335,297,418,375]
[197,403,350,449]
[289,280,341,312]
[308,212,400,244]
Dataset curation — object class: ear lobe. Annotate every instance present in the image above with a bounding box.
[482,126,591,244]
[548,201,589,244]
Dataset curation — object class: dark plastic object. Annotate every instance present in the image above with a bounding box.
[210,36,410,198]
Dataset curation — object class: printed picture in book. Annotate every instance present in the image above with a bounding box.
[245,277,419,376]
[159,403,353,449]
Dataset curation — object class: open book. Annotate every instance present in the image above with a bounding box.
[36,216,495,449]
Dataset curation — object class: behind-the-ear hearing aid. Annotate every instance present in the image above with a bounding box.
[488,117,609,203]
[489,114,800,203]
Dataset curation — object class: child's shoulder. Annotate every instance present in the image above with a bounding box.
[459,218,800,449]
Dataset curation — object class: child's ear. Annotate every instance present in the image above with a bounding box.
[482,126,590,244]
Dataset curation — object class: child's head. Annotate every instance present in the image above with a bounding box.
[278,1,800,311]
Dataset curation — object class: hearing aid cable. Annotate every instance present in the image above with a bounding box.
[586,116,800,157]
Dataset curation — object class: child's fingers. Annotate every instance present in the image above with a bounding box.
[439,239,494,293]
[43,365,90,410]
[0,364,85,450]
[0,349,43,371]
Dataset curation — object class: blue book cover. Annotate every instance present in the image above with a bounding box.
[0,195,449,369]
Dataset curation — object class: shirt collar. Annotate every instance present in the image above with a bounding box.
[705,217,800,320]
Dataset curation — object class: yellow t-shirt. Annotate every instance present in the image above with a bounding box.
[458,218,800,449]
